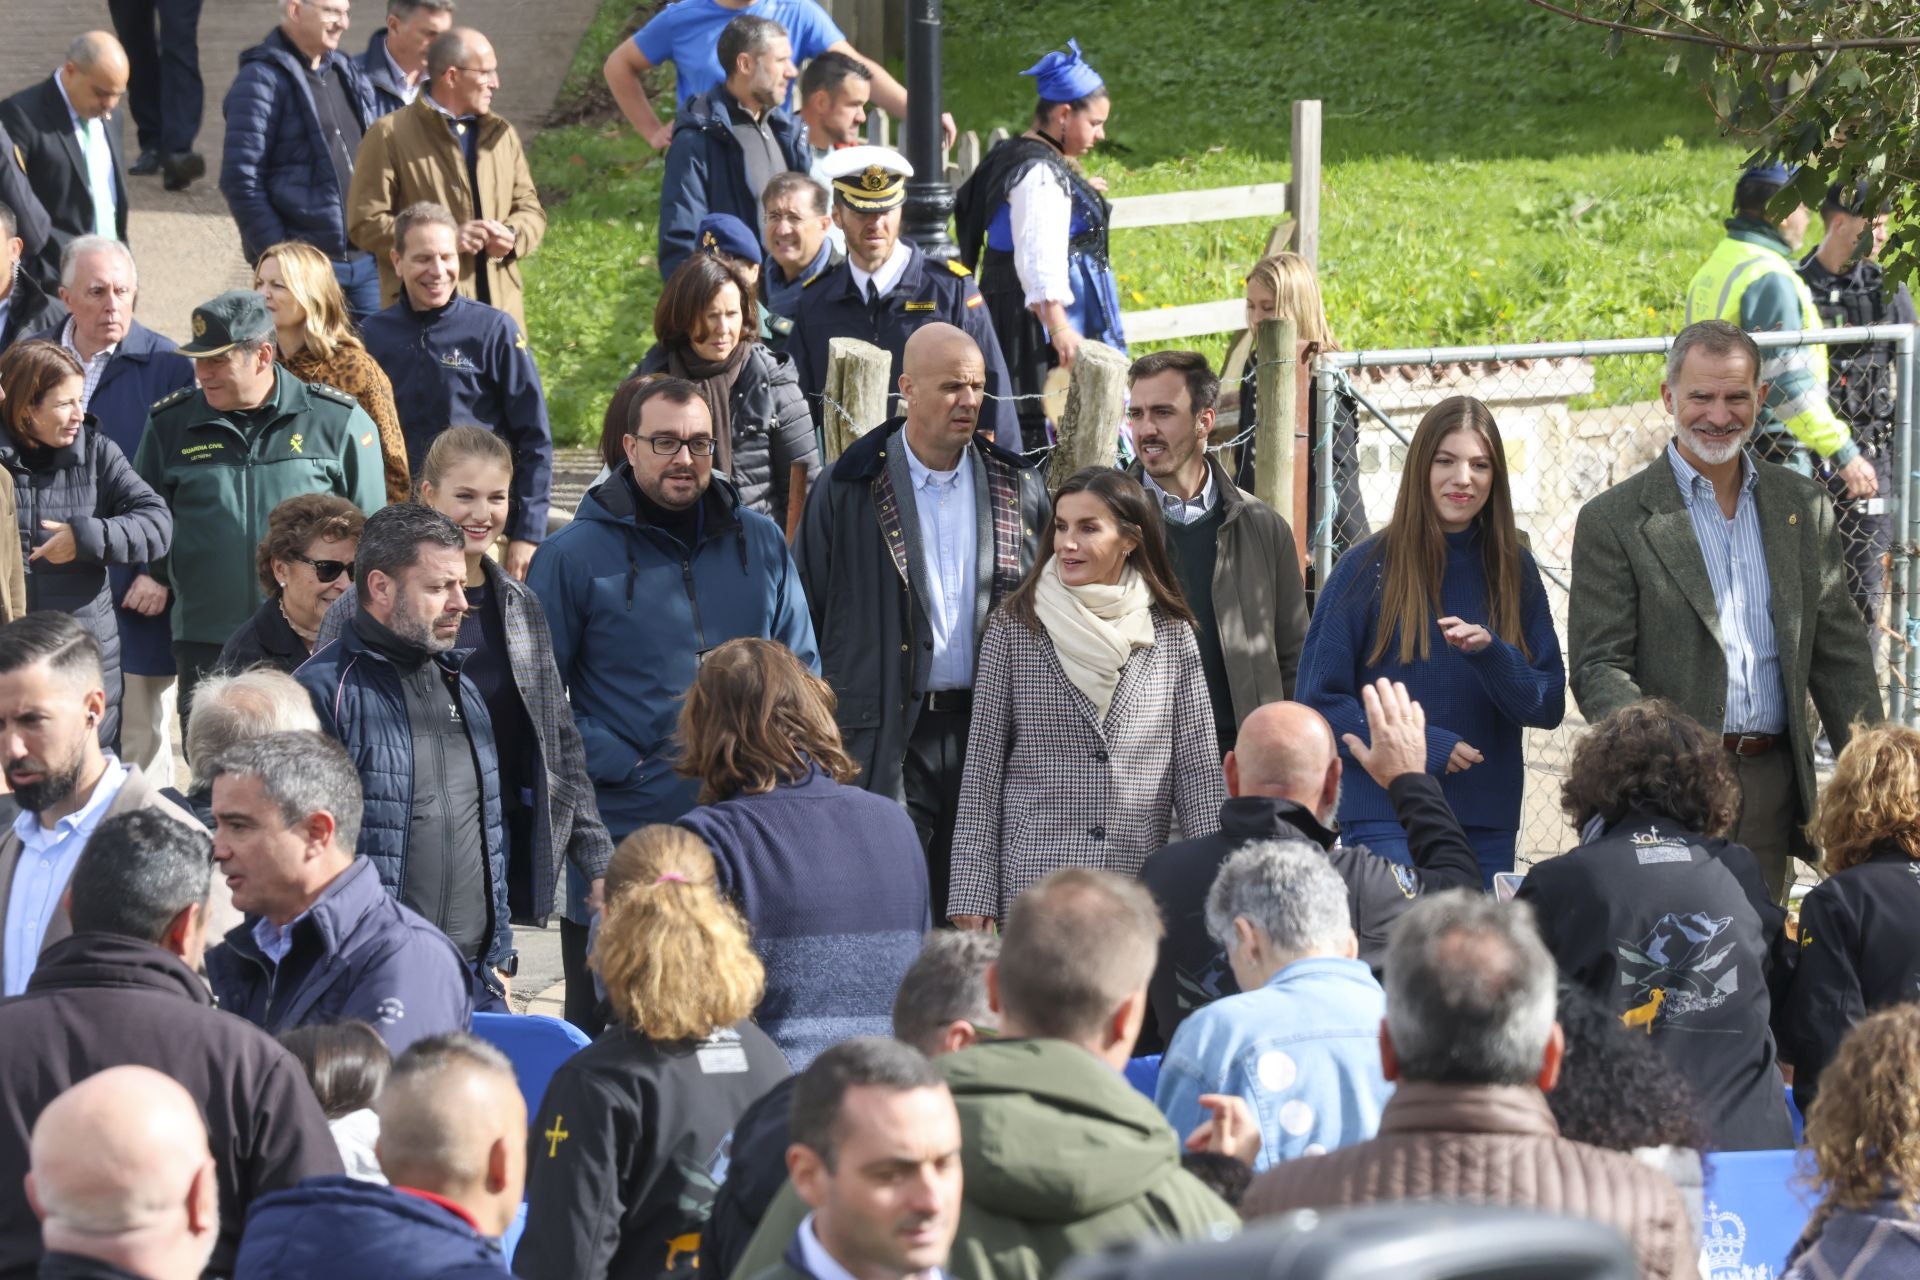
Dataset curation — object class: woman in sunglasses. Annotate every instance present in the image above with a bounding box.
[218,492,366,675]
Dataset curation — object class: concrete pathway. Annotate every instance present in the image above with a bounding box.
[5,0,603,342]
[5,0,608,1014]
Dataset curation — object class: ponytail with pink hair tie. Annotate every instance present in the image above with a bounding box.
[654,871,689,885]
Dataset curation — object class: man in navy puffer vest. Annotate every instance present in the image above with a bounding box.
[295,503,514,1006]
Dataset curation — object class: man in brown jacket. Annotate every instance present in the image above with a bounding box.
[1238,892,1700,1280]
[346,27,545,329]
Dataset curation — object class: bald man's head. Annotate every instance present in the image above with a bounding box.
[28,1066,217,1280]
[1228,702,1341,820]
[376,1034,527,1236]
[62,33,128,120]
[899,324,987,465]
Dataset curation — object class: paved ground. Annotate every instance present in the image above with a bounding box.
[5,0,607,1014]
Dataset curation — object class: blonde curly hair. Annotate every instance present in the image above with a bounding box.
[592,826,764,1042]
[1800,1004,1920,1230]
[1809,724,1920,874]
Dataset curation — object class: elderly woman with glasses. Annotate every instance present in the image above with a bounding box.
[218,493,366,675]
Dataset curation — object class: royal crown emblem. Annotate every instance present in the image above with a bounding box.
[1701,1201,1770,1279]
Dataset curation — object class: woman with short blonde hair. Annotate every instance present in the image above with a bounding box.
[1782,724,1920,1111]
[676,639,928,1068]
[255,241,411,503]
[518,824,788,1276]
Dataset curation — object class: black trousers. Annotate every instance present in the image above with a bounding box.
[171,639,224,758]
[108,0,204,155]
[560,916,608,1038]
[903,703,971,924]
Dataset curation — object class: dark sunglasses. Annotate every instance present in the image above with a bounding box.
[294,554,356,584]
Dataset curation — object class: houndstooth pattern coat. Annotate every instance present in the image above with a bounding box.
[947,605,1228,923]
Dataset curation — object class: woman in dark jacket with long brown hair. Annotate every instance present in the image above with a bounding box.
[0,339,170,746]
[635,255,818,520]
[948,467,1225,928]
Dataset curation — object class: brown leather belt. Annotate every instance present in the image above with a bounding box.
[1723,733,1779,757]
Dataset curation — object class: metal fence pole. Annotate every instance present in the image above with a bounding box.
[1902,327,1919,725]
[1314,361,1338,587]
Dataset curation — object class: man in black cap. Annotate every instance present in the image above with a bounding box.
[787,146,1019,448]
[1800,180,1916,653]
[132,289,387,718]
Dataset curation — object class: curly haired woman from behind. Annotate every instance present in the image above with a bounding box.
[1782,724,1920,1113]
[1785,1005,1920,1276]
[514,826,789,1280]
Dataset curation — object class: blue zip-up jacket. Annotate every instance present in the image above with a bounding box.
[295,618,513,975]
[235,1176,507,1280]
[220,29,378,262]
[358,30,413,119]
[205,856,474,1055]
[658,87,809,277]
[362,292,553,543]
[527,467,818,841]
[1156,955,1394,1170]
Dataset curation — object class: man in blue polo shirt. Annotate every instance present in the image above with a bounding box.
[602,0,951,153]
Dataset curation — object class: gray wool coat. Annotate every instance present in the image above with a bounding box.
[947,605,1228,923]
[1568,451,1882,856]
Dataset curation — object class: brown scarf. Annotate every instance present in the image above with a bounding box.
[667,339,753,477]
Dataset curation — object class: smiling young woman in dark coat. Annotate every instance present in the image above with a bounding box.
[636,254,818,521]
[0,339,170,747]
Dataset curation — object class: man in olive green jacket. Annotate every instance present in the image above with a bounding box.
[1569,319,1881,899]
[737,869,1237,1280]
[133,291,386,716]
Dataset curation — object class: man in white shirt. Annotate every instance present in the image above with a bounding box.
[761,1037,961,1280]
[0,613,204,996]
[0,33,131,289]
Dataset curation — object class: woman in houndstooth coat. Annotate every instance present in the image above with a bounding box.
[948,468,1227,926]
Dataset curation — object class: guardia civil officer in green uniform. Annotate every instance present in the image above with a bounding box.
[134,290,387,716]
[787,146,1020,447]
[1684,162,1880,502]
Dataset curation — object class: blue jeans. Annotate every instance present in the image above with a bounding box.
[1339,817,1516,888]
[332,254,381,324]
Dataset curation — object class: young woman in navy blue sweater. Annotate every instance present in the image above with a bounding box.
[1296,395,1564,883]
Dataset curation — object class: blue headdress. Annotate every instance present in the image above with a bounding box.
[1020,39,1104,104]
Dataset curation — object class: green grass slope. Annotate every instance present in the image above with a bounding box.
[526,0,1742,444]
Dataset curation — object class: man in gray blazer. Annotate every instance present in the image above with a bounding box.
[1569,319,1881,900]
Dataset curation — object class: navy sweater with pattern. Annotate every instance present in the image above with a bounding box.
[1297,526,1565,831]
[677,765,929,1069]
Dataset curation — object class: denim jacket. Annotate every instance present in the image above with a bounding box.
[1156,955,1393,1170]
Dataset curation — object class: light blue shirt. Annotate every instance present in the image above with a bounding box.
[1156,955,1393,1171]
[907,441,978,692]
[52,69,116,240]
[796,1213,945,1280]
[251,911,311,966]
[1140,465,1217,526]
[1667,444,1785,734]
[3,758,129,996]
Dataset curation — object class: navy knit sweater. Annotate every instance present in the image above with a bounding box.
[677,765,930,1069]
[1297,527,1565,831]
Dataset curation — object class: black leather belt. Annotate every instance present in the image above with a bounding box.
[923,689,973,713]
[1724,733,1779,757]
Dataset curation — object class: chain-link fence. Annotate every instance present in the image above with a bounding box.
[1307,324,1916,870]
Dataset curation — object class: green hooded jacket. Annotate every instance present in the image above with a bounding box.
[736,1038,1239,1280]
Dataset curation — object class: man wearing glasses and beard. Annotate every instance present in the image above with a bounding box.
[525,375,815,1033]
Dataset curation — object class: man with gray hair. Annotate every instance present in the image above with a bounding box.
[176,666,321,822]
[0,808,342,1277]
[1239,893,1699,1280]
[360,0,458,117]
[203,730,473,1052]
[1154,840,1390,1170]
[234,1033,525,1280]
[27,1065,219,1280]
[0,33,131,289]
[295,503,514,1004]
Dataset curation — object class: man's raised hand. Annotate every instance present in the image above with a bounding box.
[1340,678,1431,787]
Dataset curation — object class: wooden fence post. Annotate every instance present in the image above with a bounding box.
[823,337,892,462]
[866,108,893,149]
[1288,99,1321,267]
[1050,340,1128,489]
[1253,317,1297,519]
[950,130,981,187]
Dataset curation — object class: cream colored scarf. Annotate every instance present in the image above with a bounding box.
[1033,559,1156,720]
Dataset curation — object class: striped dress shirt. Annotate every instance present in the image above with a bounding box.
[1667,443,1785,734]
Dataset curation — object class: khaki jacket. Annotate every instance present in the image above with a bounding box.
[0,470,22,623]
[0,765,234,992]
[1244,1082,1699,1280]
[346,94,547,330]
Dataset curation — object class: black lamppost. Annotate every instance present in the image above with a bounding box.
[899,0,956,261]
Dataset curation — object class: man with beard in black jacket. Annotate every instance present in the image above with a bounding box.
[1139,681,1483,1051]
[0,808,341,1280]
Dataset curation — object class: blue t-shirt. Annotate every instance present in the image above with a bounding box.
[635,0,846,105]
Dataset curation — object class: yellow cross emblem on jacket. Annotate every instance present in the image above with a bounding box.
[544,1116,569,1157]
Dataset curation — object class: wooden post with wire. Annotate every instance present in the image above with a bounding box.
[1050,340,1128,489]
[822,337,893,463]
[1253,317,1298,525]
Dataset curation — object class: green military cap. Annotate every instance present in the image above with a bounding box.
[178,290,274,358]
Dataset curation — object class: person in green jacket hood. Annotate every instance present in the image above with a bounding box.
[737,868,1239,1280]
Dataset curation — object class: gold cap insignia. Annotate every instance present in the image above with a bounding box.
[192,314,207,338]
[861,167,888,192]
